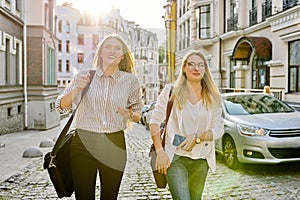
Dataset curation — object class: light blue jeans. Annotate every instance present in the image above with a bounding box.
[167,155,209,200]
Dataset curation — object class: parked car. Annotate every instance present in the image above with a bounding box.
[143,101,156,130]
[216,92,300,169]
[140,104,150,125]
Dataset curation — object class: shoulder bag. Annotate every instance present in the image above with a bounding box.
[43,70,95,198]
[149,87,173,188]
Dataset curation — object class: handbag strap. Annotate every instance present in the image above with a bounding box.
[161,86,173,147]
[51,70,96,155]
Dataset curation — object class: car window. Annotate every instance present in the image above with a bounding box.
[224,94,294,115]
[224,100,250,115]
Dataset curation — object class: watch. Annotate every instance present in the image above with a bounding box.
[195,134,201,144]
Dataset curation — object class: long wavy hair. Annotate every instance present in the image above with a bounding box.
[171,50,221,110]
[92,34,135,74]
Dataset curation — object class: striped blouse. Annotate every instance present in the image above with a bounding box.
[55,68,143,133]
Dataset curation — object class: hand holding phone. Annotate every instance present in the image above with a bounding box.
[172,134,186,146]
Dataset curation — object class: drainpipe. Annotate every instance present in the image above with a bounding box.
[219,37,223,88]
[23,1,28,129]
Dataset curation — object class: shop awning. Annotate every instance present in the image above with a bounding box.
[232,36,272,60]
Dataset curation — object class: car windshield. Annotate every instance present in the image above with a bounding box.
[224,94,294,115]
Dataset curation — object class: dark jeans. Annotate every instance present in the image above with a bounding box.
[70,130,126,200]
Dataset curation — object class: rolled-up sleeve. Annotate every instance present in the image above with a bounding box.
[210,105,224,140]
[149,84,172,125]
[55,73,82,114]
[128,76,143,115]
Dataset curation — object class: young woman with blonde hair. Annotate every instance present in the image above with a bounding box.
[56,34,142,199]
[150,50,224,200]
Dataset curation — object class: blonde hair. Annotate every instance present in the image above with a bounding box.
[92,34,135,74]
[171,50,221,109]
[263,85,271,94]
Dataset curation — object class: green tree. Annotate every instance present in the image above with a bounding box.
[158,44,165,63]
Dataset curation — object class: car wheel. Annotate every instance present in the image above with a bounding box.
[145,123,150,130]
[141,118,145,125]
[223,136,239,169]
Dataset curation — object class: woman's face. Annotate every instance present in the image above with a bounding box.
[182,54,206,82]
[100,38,124,69]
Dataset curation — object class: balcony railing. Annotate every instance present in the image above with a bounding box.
[227,14,238,32]
[249,7,258,26]
[262,0,272,21]
[283,0,299,11]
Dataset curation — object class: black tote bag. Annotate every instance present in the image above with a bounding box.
[43,70,95,198]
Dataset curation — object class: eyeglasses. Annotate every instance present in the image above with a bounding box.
[186,62,206,70]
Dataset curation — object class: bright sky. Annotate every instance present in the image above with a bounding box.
[56,0,166,30]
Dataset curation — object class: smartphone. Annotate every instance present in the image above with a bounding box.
[172,134,186,146]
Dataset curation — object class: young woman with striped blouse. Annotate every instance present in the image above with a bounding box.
[55,34,143,200]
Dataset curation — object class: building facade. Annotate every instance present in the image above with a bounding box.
[25,0,60,130]
[56,4,160,104]
[174,0,300,104]
[0,0,24,134]
[0,0,60,134]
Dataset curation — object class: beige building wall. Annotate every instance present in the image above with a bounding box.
[175,0,300,104]
[0,0,25,134]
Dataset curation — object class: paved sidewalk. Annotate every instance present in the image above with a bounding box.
[1,119,300,199]
[0,118,69,184]
[0,119,173,199]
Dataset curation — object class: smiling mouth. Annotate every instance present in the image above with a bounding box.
[107,55,117,59]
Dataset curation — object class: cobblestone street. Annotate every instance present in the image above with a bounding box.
[0,123,300,200]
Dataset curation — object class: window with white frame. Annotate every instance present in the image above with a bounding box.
[78,53,84,63]
[5,38,10,85]
[78,34,84,45]
[288,40,300,93]
[58,20,62,33]
[66,22,70,33]
[47,48,55,85]
[44,3,49,29]
[66,40,70,53]
[66,60,70,72]
[16,0,22,12]
[196,5,211,39]
[15,42,21,85]
[58,60,62,72]
[58,40,62,51]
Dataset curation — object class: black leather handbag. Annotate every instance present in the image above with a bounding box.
[43,70,95,198]
[149,87,173,188]
[43,123,75,198]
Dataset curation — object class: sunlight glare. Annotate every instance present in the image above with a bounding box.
[72,0,113,16]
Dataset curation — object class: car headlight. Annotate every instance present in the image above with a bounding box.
[237,123,270,136]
